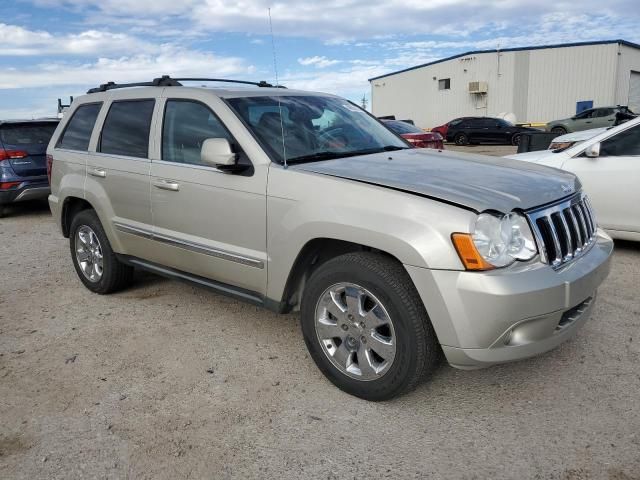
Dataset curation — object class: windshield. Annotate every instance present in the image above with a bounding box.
[226,95,408,164]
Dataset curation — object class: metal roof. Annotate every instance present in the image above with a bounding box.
[369,39,640,82]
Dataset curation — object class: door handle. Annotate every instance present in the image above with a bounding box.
[153,179,180,191]
[89,168,106,178]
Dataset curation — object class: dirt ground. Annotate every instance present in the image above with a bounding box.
[1,145,639,479]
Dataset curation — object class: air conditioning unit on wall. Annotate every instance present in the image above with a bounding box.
[468,81,488,94]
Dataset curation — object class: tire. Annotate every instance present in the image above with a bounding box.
[454,133,469,146]
[511,133,522,146]
[69,209,133,294]
[551,126,567,135]
[300,252,439,401]
[0,205,6,218]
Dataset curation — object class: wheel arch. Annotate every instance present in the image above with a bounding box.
[270,237,410,314]
[61,196,95,238]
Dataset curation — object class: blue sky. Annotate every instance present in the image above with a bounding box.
[1,0,639,118]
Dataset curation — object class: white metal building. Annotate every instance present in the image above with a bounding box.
[369,40,640,128]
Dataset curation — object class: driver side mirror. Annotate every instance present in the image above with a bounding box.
[584,142,601,158]
[201,138,237,167]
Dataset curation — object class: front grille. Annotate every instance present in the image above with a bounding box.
[527,193,597,269]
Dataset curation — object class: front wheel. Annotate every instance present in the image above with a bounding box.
[300,252,439,401]
[551,126,567,135]
[69,209,133,294]
[511,133,522,146]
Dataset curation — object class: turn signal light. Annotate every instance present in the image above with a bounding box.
[451,233,494,271]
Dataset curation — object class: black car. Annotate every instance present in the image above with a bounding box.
[0,118,59,217]
[445,117,537,146]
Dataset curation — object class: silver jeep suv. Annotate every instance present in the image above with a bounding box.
[47,76,613,400]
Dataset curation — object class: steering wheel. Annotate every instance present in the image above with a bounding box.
[318,127,349,149]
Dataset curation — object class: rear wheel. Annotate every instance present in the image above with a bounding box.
[69,209,133,294]
[0,205,6,218]
[551,126,567,135]
[300,252,439,401]
[454,133,469,146]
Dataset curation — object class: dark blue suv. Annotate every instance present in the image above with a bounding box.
[0,119,59,217]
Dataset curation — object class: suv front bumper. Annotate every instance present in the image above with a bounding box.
[406,229,613,369]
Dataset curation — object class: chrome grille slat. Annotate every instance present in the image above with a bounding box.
[584,197,597,234]
[557,211,574,261]
[567,207,583,250]
[574,204,589,246]
[527,193,597,270]
[546,215,563,265]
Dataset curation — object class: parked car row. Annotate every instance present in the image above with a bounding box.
[425,105,637,147]
[3,78,636,402]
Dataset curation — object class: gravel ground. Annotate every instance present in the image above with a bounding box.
[1,157,639,479]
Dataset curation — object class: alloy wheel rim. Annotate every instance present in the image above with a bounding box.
[75,225,104,283]
[314,283,396,381]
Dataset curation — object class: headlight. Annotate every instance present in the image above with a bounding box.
[472,212,537,267]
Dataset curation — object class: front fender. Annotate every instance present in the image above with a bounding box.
[265,166,475,301]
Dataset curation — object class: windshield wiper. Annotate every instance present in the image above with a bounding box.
[286,146,409,164]
[380,145,408,151]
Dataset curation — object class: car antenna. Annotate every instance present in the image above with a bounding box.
[268,7,288,168]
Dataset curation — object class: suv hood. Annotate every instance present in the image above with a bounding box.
[292,148,580,213]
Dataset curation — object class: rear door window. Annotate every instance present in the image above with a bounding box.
[99,100,155,158]
[57,103,102,151]
[595,108,615,117]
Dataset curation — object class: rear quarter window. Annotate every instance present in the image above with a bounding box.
[99,99,155,158]
[57,103,102,151]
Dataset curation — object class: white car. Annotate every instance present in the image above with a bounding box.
[548,127,608,150]
[507,116,640,241]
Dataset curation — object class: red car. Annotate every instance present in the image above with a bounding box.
[382,120,444,149]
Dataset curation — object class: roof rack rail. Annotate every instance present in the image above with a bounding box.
[87,75,284,94]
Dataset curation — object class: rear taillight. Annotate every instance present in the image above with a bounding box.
[46,154,53,184]
[0,181,21,190]
[0,149,28,161]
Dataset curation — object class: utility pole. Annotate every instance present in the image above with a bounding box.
[360,94,368,110]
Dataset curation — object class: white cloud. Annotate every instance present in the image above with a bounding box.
[283,64,388,98]
[0,23,157,56]
[298,56,341,68]
[0,47,253,89]
[28,0,640,43]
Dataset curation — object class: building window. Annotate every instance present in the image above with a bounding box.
[438,78,451,90]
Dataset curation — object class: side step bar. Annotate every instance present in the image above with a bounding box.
[117,255,265,307]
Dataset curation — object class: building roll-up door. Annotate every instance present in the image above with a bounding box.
[629,71,640,112]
